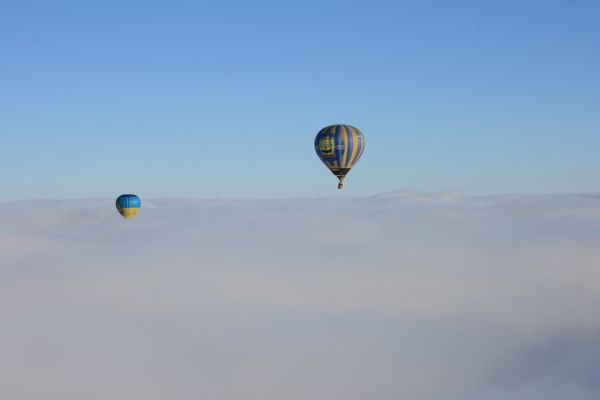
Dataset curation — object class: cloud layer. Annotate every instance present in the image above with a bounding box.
[1,192,600,399]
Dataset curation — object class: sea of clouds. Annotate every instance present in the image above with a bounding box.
[1,191,600,400]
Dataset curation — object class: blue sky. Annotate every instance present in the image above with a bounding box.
[1,0,598,200]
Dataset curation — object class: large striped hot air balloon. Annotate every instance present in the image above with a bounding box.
[314,124,365,189]
[115,194,141,219]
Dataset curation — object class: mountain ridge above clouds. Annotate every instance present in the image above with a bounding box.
[3,189,600,204]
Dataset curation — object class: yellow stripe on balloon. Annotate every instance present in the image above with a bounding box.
[119,208,140,219]
[340,125,349,167]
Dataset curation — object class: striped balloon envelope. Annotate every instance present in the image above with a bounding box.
[314,124,365,189]
[115,194,141,219]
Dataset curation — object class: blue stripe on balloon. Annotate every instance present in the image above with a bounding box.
[117,194,141,209]
[334,124,343,168]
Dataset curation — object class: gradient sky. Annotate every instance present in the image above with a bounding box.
[1,0,599,200]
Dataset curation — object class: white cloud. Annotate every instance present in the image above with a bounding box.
[1,192,600,399]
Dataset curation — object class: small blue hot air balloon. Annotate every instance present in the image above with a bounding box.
[115,194,141,219]
[314,124,365,189]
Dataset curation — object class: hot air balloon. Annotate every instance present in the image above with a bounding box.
[116,194,141,219]
[314,124,365,189]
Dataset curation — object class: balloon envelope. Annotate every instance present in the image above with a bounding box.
[314,124,365,189]
[116,194,141,219]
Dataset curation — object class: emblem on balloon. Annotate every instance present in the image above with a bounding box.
[319,137,335,156]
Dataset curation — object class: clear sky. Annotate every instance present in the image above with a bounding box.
[1,0,598,200]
